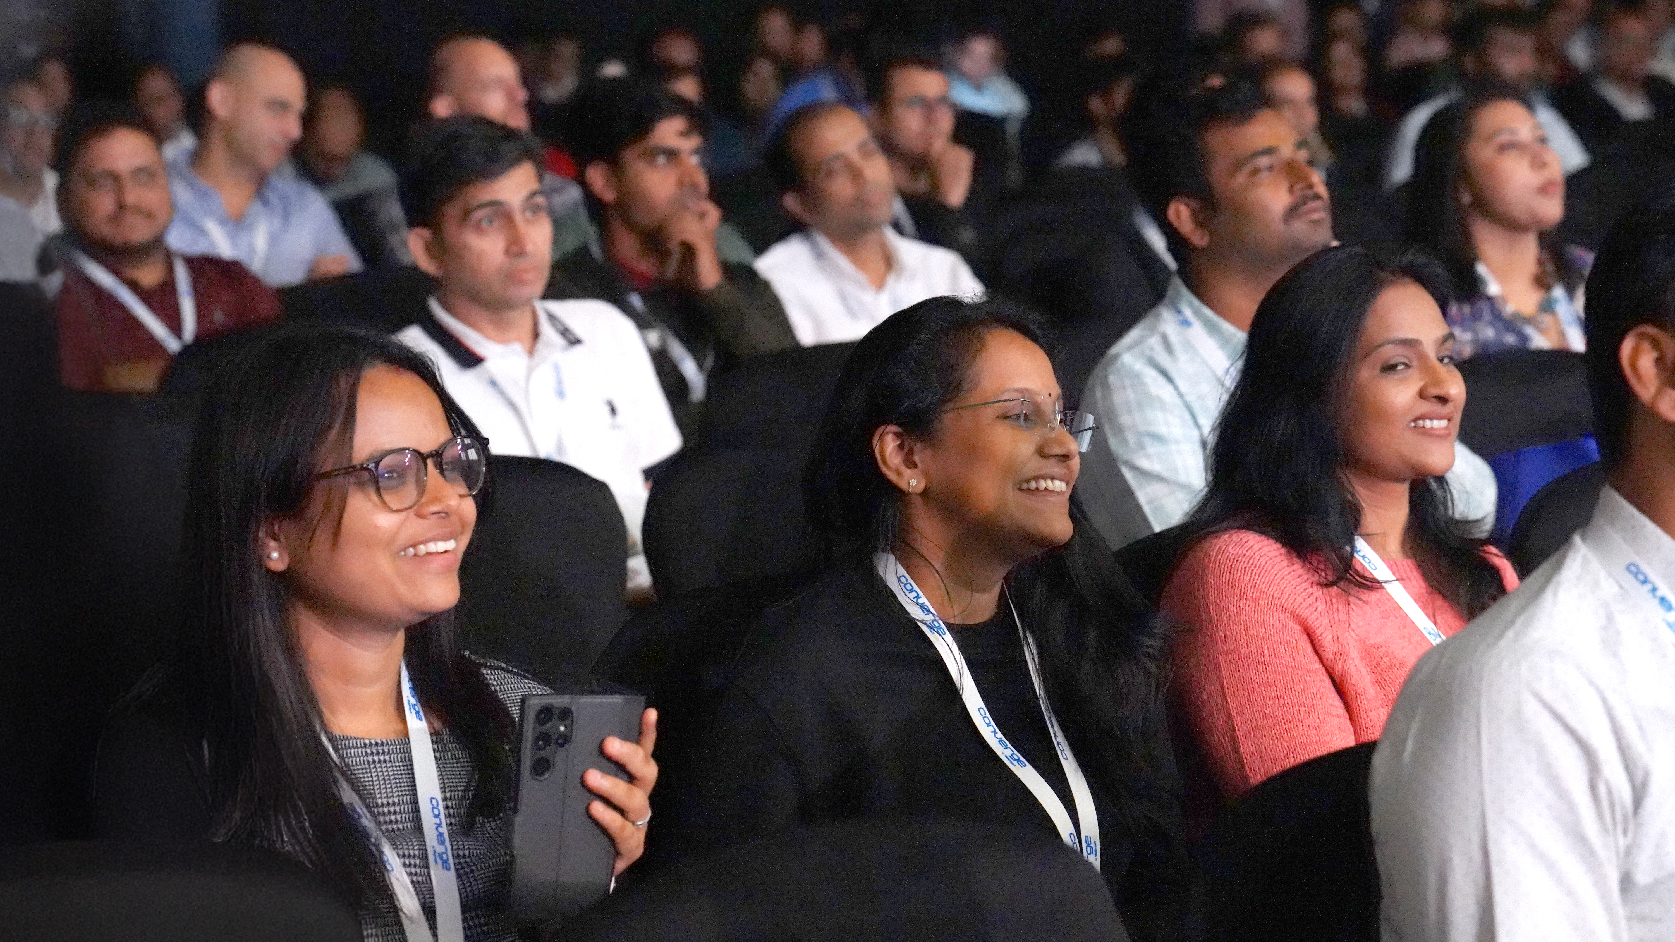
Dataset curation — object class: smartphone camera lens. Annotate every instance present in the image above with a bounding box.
[535,706,554,726]
[531,756,552,779]
[533,731,552,751]
[553,707,574,747]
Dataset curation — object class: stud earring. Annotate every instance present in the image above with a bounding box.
[907,478,918,490]
[268,550,280,560]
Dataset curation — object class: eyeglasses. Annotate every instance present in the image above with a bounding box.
[315,436,487,512]
[940,397,1099,451]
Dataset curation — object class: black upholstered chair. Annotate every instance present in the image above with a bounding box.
[0,841,360,942]
[1199,742,1380,942]
[279,264,434,333]
[694,342,855,452]
[1508,460,1606,577]
[641,443,821,599]
[564,816,1130,942]
[458,455,629,683]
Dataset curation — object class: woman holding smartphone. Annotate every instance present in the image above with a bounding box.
[94,323,657,941]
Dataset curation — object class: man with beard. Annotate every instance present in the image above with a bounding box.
[754,102,984,347]
[164,42,360,288]
[50,107,280,392]
[557,77,796,433]
[1077,76,1497,550]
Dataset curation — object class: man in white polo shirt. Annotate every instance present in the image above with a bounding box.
[393,116,680,594]
[754,101,984,346]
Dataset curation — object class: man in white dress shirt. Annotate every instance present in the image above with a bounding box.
[1372,193,1675,942]
[393,116,681,596]
[753,102,984,346]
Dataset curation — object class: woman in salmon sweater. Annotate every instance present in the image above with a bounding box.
[1162,246,1518,799]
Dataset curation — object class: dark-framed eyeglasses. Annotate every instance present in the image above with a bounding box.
[940,397,1099,451]
[314,436,487,512]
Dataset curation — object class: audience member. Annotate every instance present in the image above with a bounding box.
[1053,54,1138,171]
[1372,189,1675,942]
[132,62,195,164]
[753,4,798,69]
[737,53,785,138]
[0,195,39,280]
[1077,77,1496,551]
[661,296,1196,940]
[864,46,997,264]
[1257,59,1332,174]
[425,34,591,253]
[1538,0,1596,87]
[763,16,866,138]
[754,103,983,346]
[947,28,1031,148]
[1,78,62,238]
[1321,0,1370,49]
[1553,0,1675,154]
[93,322,657,939]
[646,26,703,76]
[49,106,281,393]
[1383,0,1454,73]
[1199,0,1308,61]
[394,116,681,596]
[1385,7,1590,189]
[296,84,410,268]
[1219,9,1294,65]
[1164,246,1517,800]
[164,43,361,287]
[32,55,73,115]
[657,68,754,180]
[1408,85,1590,359]
[558,77,796,432]
[522,34,583,109]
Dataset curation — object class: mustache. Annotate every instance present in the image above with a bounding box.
[1285,189,1327,220]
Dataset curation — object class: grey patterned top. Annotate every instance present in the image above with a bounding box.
[329,661,550,942]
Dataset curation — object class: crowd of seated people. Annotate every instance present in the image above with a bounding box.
[6,2,1675,939]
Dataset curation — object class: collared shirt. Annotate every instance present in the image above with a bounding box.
[0,195,40,280]
[1372,486,1675,942]
[753,227,985,346]
[1385,90,1591,189]
[1448,250,1591,359]
[1077,276,1499,550]
[164,147,362,288]
[394,297,682,592]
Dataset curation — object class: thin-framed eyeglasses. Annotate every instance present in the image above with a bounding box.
[940,397,1098,451]
[314,436,487,512]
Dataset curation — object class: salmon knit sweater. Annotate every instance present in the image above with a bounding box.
[1162,529,1518,798]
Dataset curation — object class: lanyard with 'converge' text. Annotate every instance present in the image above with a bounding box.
[1351,537,1447,646]
[322,662,464,942]
[70,249,196,354]
[874,552,1101,868]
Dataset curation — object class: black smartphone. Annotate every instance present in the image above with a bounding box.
[509,691,645,928]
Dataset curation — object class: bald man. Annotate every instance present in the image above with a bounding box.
[424,35,591,252]
[164,42,360,287]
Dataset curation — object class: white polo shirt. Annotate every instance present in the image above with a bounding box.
[753,226,985,346]
[396,297,682,591]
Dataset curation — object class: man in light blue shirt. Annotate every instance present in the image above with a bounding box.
[1079,76,1497,550]
[164,43,360,288]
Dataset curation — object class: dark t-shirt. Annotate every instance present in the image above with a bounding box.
[54,253,282,392]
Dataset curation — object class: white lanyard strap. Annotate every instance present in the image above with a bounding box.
[1352,537,1447,646]
[625,291,707,403]
[325,662,465,942]
[70,250,196,354]
[1173,301,1234,384]
[1592,526,1675,639]
[201,212,269,274]
[873,553,1101,868]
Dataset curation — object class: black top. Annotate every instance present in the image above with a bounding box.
[656,563,1191,940]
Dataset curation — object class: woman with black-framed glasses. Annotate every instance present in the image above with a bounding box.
[92,323,657,942]
[657,296,1196,941]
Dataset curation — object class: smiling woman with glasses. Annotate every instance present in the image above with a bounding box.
[93,323,657,942]
[658,295,1196,941]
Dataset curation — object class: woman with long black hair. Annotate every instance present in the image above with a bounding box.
[1163,246,1518,800]
[660,295,1195,940]
[94,323,658,941]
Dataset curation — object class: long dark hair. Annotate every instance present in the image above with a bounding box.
[1183,245,1507,619]
[153,323,517,909]
[806,296,1191,929]
[1405,82,1587,300]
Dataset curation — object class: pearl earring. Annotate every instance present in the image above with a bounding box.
[268,550,280,560]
